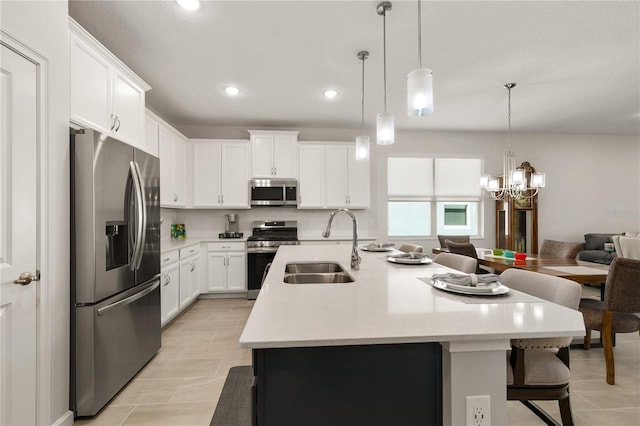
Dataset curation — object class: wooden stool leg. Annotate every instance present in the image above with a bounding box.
[602,310,615,385]
[559,396,574,426]
[583,328,592,350]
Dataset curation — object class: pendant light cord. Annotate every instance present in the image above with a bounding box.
[383,10,388,113]
[361,54,366,129]
[507,84,512,151]
[418,0,422,69]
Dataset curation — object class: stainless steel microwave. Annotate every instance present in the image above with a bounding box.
[250,179,298,207]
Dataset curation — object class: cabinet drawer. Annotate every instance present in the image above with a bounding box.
[161,250,179,265]
[180,245,201,259]
[208,242,245,252]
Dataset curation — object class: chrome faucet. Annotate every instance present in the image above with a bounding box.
[322,208,361,270]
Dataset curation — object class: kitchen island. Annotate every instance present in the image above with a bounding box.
[240,245,585,425]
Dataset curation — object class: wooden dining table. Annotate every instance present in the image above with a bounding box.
[432,248,610,285]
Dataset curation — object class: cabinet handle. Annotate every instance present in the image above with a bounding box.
[217,195,221,204]
[110,114,116,131]
[173,193,178,202]
[164,274,171,286]
[222,245,230,249]
[221,194,224,204]
[114,116,121,132]
[190,262,195,272]
[163,257,171,262]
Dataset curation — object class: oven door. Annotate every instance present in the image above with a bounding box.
[247,248,277,299]
[250,186,285,207]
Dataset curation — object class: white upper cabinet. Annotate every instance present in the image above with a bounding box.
[192,140,250,208]
[69,18,149,149]
[249,130,298,178]
[144,111,160,157]
[159,124,186,207]
[298,142,370,209]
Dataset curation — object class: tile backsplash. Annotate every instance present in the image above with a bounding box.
[160,208,373,240]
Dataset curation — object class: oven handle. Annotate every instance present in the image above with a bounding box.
[261,263,273,285]
[247,248,278,254]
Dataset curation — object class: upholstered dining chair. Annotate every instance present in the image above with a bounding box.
[437,234,470,249]
[444,240,489,274]
[501,269,583,426]
[539,239,583,259]
[579,257,640,385]
[398,244,423,253]
[432,252,477,274]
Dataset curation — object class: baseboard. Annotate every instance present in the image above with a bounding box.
[198,292,247,299]
[51,410,74,426]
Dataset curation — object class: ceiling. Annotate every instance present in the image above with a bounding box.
[69,1,640,136]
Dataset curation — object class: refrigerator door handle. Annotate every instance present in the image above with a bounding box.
[97,280,159,317]
[129,161,145,270]
[133,161,147,269]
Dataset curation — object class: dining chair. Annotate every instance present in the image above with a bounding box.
[437,234,470,249]
[539,239,583,259]
[398,244,423,253]
[444,240,490,274]
[578,257,640,385]
[501,269,582,426]
[432,252,477,274]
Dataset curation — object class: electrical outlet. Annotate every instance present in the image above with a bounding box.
[466,395,491,426]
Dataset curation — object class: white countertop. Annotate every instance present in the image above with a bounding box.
[161,237,246,253]
[239,244,586,349]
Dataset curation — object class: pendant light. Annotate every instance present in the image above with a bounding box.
[407,0,433,117]
[376,2,394,145]
[355,51,370,161]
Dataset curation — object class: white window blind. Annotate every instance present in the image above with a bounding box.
[387,158,433,197]
[434,158,482,197]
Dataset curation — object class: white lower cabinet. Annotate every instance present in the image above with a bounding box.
[160,250,180,326]
[160,245,201,327]
[206,242,246,292]
[179,251,200,308]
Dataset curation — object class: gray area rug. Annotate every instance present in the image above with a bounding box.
[210,366,253,426]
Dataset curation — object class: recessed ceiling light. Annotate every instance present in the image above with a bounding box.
[225,86,240,96]
[324,89,338,99]
[177,0,200,11]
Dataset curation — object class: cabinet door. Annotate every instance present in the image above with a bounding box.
[179,259,193,308]
[251,135,274,178]
[112,71,145,148]
[160,127,186,207]
[325,146,349,208]
[69,33,111,133]
[221,143,250,208]
[193,142,221,207]
[347,145,370,209]
[298,145,325,208]
[189,255,201,301]
[273,133,298,178]
[226,252,247,291]
[161,262,180,326]
[207,252,227,291]
[144,114,159,156]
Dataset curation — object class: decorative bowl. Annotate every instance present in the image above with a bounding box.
[492,249,503,256]
[504,250,515,258]
[515,252,527,260]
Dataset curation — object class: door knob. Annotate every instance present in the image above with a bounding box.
[14,271,37,285]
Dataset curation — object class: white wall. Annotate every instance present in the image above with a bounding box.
[1,1,71,425]
[177,124,640,252]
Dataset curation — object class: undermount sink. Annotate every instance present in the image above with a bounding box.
[285,262,346,274]
[283,262,354,284]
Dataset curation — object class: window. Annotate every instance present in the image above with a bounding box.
[387,157,482,238]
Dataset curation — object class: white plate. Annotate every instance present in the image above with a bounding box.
[387,256,433,265]
[432,279,510,296]
[444,280,502,294]
[361,246,395,252]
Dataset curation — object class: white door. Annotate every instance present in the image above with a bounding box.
[272,133,297,178]
[325,146,349,208]
[298,145,325,208]
[206,252,227,291]
[111,71,144,147]
[226,252,247,291]
[347,145,370,208]
[0,44,38,426]
[160,262,180,326]
[251,135,274,178]
[221,143,249,208]
[192,142,221,207]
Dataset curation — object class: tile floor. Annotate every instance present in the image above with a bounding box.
[76,286,639,425]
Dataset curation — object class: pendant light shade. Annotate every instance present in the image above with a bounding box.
[407,68,433,117]
[376,2,394,145]
[355,51,370,161]
[355,136,370,160]
[376,112,395,145]
[407,0,433,118]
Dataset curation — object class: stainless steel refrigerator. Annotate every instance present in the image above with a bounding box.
[70,129,161,417]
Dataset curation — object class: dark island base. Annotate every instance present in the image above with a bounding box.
[251,342,443,426]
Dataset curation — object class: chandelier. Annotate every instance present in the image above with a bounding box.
[479,83,546,200]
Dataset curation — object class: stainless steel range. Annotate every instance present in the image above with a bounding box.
[247,221,299,299]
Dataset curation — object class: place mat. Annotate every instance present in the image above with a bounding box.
[542,266,608,275]
[210,366,252,426]
[418,277,542,304]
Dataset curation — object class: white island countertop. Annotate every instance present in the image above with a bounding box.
[239,244,586,425]
[239,244,585,349]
